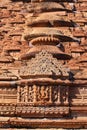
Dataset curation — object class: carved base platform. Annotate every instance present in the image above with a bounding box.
[0,117,87,129]
[0,79,87,128]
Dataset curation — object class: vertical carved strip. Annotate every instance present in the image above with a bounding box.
[49,86,52,103]
[65,86,69,105]
[33,85,37,103]
[17,85,20,103]
[25,84,28,103]
[54,85,61,105]
[57,85,61,104]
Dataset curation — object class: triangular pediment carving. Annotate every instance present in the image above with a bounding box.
[19,50,70,79]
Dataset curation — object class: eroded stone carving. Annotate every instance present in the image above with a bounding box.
[0,69,18,80]
[0,105,15,116]
[70,86,87,105]
[0,87,17,103]
[19,50,70,79]
[17,84,69,106]
[16,106,69,117]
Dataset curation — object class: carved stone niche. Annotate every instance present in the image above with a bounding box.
[16,84,69,117]
[0,87,17,104]
[0,86,17,116]
[17,50,70,117]
[70,86,87,106]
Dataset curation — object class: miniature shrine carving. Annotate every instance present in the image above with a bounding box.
[0,0,87,129]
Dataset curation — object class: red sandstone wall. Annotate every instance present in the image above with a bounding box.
[0,0,87,128]
[0,0,87,73]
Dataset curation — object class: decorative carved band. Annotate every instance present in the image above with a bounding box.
[0,105,69,117]
[17,85,69,106]
[0,105,16,116]
[16,106,69,117]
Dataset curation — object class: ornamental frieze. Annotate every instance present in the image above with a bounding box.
[17,84,69,106]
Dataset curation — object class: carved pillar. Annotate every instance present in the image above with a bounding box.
[61,86,69,105]
[49,86,52,104]
[57,85,61,105]
[33,85,37,103]
[56,85,61,105]
[64,86,69,105]
[25,84,28,103]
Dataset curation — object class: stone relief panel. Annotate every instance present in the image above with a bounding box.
[0,87,17,103]
[70,86,87,105]
[36,85,51,104]
[17,85,69,106]
[52,85,61,105]
[0,85,69,116]
[61,86,69,105]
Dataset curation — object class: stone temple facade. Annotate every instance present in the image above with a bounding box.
[0,0,87,129]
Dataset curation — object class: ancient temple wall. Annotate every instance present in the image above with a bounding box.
[0,0,87,128]
[0,0,87,62]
